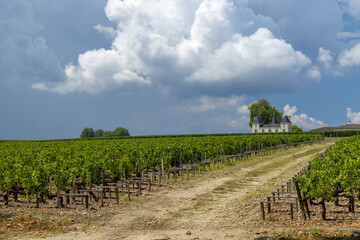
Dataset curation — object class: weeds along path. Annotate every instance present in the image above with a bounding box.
[30,140,336,240]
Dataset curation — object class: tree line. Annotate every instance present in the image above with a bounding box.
[80,127,130,138]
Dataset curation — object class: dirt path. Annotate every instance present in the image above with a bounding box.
[16,140,337,240]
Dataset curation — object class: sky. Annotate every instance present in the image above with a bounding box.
[1,0,360,140]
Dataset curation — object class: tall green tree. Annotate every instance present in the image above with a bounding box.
[94,129,105,137]
[80,127,95,138]
[248,98,282,127]
[112,127,130,137]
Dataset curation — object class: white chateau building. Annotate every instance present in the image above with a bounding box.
[252,114,292,133]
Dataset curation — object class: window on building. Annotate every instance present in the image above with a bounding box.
[283,129,285,132]
[275,129,278,132]
[255,130,257,133]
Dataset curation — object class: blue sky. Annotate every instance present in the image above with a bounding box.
[1,0,360,139]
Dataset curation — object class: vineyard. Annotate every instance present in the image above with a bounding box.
[0,133,322,207]
[3,132,360,239]
[296,135,360,220]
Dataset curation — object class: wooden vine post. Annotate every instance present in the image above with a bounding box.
[72,176,76,201]
[56,177,61,208]
[35,187,40,208]
[186,164,189,181]
[180,156,183,181]
[4,190,9,206]
[161,159,164,175]
[89,172,92,190]
[295,181,307,220]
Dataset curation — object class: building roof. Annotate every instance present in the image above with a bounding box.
[262,124,282,128]
[309,127,336,132]
[335,124,360,130]
[253,116,262,124]
[271,114,277,124]
[281,115,291,124]
[253,115,291,127]
[310,124,360,131]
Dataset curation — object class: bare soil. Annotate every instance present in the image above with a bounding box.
[2,139,360,240]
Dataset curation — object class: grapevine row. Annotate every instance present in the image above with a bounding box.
[296,135,360,219]
[0,134,320,203]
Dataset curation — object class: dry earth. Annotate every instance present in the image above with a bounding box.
[3,139,360,240]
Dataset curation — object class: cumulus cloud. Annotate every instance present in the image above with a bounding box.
[33,48,151,94]
[186,28,311,84]
[283,104,297,116]
[318,47,333,68]
[94,25,117,39]
[338,43,360,67]
[346,108,360,123]
[316,47,345,76]
[34,0,313,95]
[307,66,321,82]
[237,104,250,115]
[283,104,327,130]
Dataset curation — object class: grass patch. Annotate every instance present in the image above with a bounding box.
[244,145,332,178]
[213,179,246,194]
[232,142,331,172]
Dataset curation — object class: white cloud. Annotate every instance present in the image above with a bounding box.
[94,25,117,39]
[237,104,250,115]
[339,0,360,19]
[337,31,360,39]
[316,47,345,76]
[346,107,360,123]
[317,47,333,68]
[283,104,327,130]
[338,43,360,67]
[307,66,321,82]
[186,28,311,83]
[34,0,313,95]
[33,48,150,94]
[283,104,297,116]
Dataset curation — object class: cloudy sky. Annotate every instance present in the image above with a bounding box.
[1,0,360,139]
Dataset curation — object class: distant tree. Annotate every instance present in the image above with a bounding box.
[112,127,130,137]
[94,129,105,137]
[248,98,283,127]
[292,125,303,133]
[82,127,130,138]
[80,127,95,138]
[103,130,113,137]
